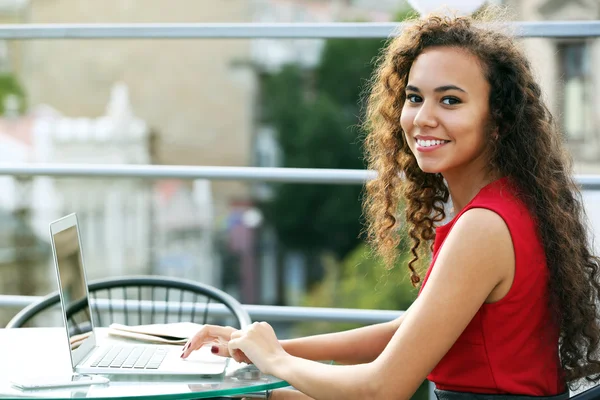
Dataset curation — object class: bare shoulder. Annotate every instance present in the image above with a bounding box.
[432,207,515,294]
[451,207,512,241]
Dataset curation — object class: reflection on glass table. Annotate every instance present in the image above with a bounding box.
[0,327,289,400]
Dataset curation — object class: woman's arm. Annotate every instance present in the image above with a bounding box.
[228,208,515,399]
[280,312,406,365]
[271,388,315,400]
[181,312,406,365]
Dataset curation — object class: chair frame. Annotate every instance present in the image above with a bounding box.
[572,384,600,399]
[6,275,251,329]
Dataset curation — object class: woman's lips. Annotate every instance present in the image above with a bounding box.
[415,141,449,152]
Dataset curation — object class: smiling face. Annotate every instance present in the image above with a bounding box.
[400,46,493,177]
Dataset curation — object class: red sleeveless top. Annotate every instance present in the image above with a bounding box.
[419,177,565,396]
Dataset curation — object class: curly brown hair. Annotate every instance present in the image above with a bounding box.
[362,11,600,384]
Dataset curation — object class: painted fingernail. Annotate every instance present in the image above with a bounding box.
[211,345,219,354]
[180,353,185,358]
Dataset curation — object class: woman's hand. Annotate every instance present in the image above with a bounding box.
[228,322,290,376]
[180,325,251,364]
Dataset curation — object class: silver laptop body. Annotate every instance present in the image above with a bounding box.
[50,213,227,376]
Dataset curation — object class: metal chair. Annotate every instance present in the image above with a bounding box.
[6,275,251,331]
[571,385,600,399]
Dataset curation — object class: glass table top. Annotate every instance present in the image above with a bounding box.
[0,328,289,400]
[1,365,288,399]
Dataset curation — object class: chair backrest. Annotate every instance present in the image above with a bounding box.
[6,275,251,330]
[570,384,600,399]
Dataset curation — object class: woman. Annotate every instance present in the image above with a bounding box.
[181,11,600,399]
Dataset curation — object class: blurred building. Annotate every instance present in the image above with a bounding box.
[504,0,600,254]
[0,207,49,326]
[0,82,218,326]
[29,83,154,282]
[3,0,255,221]
[153,178,217,286]
[0,0,253,301]
[504,0,600,172]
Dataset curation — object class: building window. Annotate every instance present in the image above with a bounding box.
[557,41,592,142]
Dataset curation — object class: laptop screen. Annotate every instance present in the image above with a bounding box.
[51,214,97,368]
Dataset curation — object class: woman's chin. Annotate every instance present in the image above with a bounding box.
[417,162,444,175]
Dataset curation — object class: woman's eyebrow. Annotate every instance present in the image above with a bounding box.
[434,84,466,93]
[405,84,466,93]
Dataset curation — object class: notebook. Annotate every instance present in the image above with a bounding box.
[107,322,203,345]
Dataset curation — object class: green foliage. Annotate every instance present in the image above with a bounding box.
[259,5,417,261]
[393,5,420,22]
[260,38,385,260]
[0,73,26,115]
[297,240,417,336]
[338,244,417,311]
[315,38,386,109]
[263,90,367,257]
[261,65,307,137]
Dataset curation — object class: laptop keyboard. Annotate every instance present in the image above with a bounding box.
[90,346,168,369]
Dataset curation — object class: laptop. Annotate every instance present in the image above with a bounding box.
[49,213,228,376]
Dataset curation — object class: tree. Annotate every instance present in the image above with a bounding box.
[260,38,386,261]
[260,5,416,263]
[0,73,27,115]
[298,242,418,334]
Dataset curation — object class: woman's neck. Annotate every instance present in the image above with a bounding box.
[444,170,500,213]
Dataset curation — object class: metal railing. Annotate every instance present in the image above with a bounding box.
[0,164,375,184]
[0,164,599,189]
[0,295,402,324]
[0,21,597,39]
